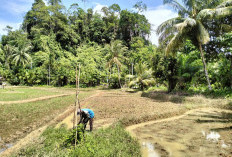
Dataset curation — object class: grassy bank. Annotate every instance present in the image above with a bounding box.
[12,124,141,157]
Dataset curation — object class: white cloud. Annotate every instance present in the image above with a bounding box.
[5,1,31,15]
[143,5,178,46]
[93,3,107,16]
[0,20,21,35]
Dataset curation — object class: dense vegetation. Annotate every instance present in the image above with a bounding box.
[0,0,232,94]
[12,124,141,157]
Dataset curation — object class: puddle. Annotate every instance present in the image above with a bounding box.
[0,143,14,154]
[142,142,160,157]
[128,108,232,157]
[202,131,220,142]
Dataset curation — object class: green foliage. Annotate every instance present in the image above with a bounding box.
[127,62,155,90]
[13,124,141,157]
[1,0,232,93]
[157,0,232,90]
[63,124,85,147]
[0,1,152,88]
[152,49,179,92]
[76,44,106,86]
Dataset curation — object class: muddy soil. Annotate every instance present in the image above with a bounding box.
[128,108,232,157]
[1,90,230,157]
[56,90,186,130]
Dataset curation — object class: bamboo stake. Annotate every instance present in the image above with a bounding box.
[73,66,78,129]
[74,64,81,147]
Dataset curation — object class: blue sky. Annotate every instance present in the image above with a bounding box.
[0,0,177,45]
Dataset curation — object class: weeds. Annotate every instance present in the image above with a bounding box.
[12,124,141,157]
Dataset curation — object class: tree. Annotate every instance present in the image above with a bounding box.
[106,40,128,88]
[119,10,151,45]
[217,32,232,88]
[133,1,147,13]
[2,44,14,69]
[23,0,50,36]
[127,62,155,90]
[157,0,232,91]
[11,45,32,66]
[152,48,179,92]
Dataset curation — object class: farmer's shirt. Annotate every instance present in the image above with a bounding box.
[82,109,94,118]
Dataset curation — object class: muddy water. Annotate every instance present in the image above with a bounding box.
[127,108,232,157]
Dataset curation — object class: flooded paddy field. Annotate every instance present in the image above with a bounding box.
[128,108,232,157]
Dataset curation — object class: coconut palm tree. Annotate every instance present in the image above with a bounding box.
[11,45,32,67]
[106,40,128,88]
[127,62,155,90]
[157,0,232,90]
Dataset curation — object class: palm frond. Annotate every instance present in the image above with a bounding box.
[166,30,187,55]
[175,18,196,32]
[128,80,138,88]
[197,6,232,20]
[182,0,195,12]
[216,0,232,8]
[163,0,189,16]
[159,34,175,49]
[158,29,174,45]
[221,24,232,32]
[156,17,183,35]
[196,21,210,44]
[195,0,222,10]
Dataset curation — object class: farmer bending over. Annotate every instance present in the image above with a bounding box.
[77,109,94,131]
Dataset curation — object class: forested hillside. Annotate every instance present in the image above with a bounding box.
[0,0,231,94]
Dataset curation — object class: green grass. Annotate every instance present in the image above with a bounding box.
[12,124,141,157]
[0,90,94,142]
[0,88,61,101]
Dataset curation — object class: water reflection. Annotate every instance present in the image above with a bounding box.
[202,130,220,142]
[142,142,161,157]
[0,143,14,154]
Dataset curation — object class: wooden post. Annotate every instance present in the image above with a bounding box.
[74,64,81,147]
[73,65,78,129]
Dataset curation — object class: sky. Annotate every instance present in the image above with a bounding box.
[0,0,178,45]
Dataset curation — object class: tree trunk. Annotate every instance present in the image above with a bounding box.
[49,64,51,86]
[132,63,134,75]
[199,43,212,91]
[116,64,122,88]
[230,57,232,89]
[168,78,177,93]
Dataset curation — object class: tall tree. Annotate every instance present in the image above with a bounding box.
[106,40,128,88]
[119,10,151,45]
[23,0,49,36]
[157,0,232,90]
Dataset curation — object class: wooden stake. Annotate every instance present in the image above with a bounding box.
[74,64,81,147]
[73,66,78,129]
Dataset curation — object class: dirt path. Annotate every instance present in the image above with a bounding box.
[0,93,74,105]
